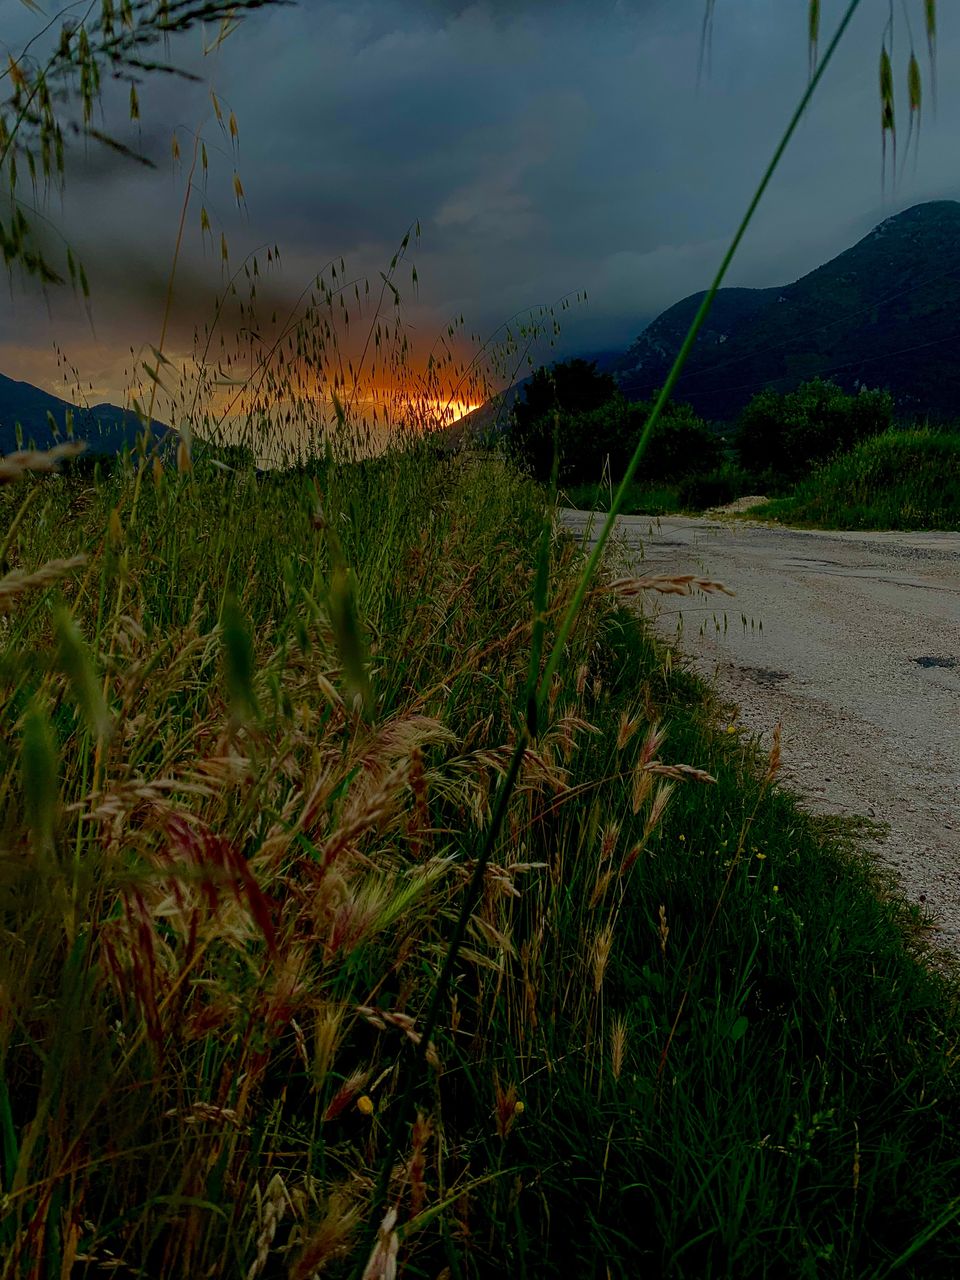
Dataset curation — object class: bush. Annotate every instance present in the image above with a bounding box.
[762,427,960,529]
[676,464,745,510]
[637,400,724,482]
[555,399,722,487]
[735,378,894,485]
[511,380,724,489]
[509,359,619,481]
[508,360,726,487]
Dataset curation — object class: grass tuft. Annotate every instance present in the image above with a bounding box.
[1,445,959,1276]
[755,427,960,529]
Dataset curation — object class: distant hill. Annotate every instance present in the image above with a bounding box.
[611,201,960,421]
[0,372,170,455]
[460,201,960,438]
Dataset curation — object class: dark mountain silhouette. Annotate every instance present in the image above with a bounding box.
[611,201,960,421]
[0,371,170,455]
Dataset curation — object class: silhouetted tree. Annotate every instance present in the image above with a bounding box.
[509,359,618,481]
[736,378,895,487]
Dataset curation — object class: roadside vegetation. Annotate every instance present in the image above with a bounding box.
[4,441,960,1278]
[4,1,958,1275]
[751,428,960,530]
[526,366,960,528]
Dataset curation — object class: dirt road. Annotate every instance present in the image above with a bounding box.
[561,509,960,954]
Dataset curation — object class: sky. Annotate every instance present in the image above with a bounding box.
[3,0,960,420]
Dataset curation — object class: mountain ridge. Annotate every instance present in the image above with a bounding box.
[0,370,170,456]
[458,200,960,436]
[610,200,960,420]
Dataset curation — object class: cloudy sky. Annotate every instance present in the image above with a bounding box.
[3,0,960,414]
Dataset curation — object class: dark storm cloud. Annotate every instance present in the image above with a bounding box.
[5,1,960,399]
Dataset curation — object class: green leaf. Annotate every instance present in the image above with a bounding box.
[327,562,373,718]
[21,702,58,851]
[221,594,259,722]
[728,1015,749,1042]
[925,0,936,43]
[908,52,922,114]
[879,45,894,105]
[809,0,820,72]
[53,607,111,739]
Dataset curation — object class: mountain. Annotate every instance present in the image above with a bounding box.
[0,372,170,455]
[611,201,960,421]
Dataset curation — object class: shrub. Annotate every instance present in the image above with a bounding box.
[637,400,724,482]
[763,427,960,529]
[511,374,724,488]
[509,359,619,480]
[735,378,894,485]
[676,464,745,510]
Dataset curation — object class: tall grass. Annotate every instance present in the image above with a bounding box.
[564,479,682,518]
[8,1,960,1275]
[755,428,960,530]
[2,445,960,1277]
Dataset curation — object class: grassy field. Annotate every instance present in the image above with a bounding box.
[2,440,960,1277]
[751,429,960,530]
[564,478,682,517]
[563,464,753,519]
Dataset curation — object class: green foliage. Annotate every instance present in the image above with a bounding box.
[509,359,619,480]
[565,478,682,517]
[52,607,110,740]
[568,459,751,516]
[4,450,960,1278]
[510,362,722,488]
[220,594,260,724]
[3,5,955,1276]
[760,426,960,529]
[19,701,58,853]
[735,377,894,487]
[676,461,750,510]
[638,399,724,482]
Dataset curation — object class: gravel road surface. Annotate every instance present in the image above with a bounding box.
[561,509,960,954]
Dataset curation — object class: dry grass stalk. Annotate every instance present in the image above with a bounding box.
[289,1190,360,1280]
[163,1101,243,1128]
[323,1070,370,1123]
[593,923,614,995]
[575,661,590,698]
[361,1206,399,1280]
[589,866,615,909]
[765,722,783,784]
[494,1078,522,1140]
[616,710,642,750]
[469,915,516,960]
[631,765,654,817]
[408,1110,433,1218]
[313,764,409,872]
[406,745,430,857]
[639,721,667,767]
[0,555,87,607]
[610,1015,628,1080]
[644,781,675,837]
[313,1004,345,1087]
[604,573,735,599]
[0,441,85,483]
[246,1173,289,1280]
[644,762,717,784]
[600,821,620,860]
